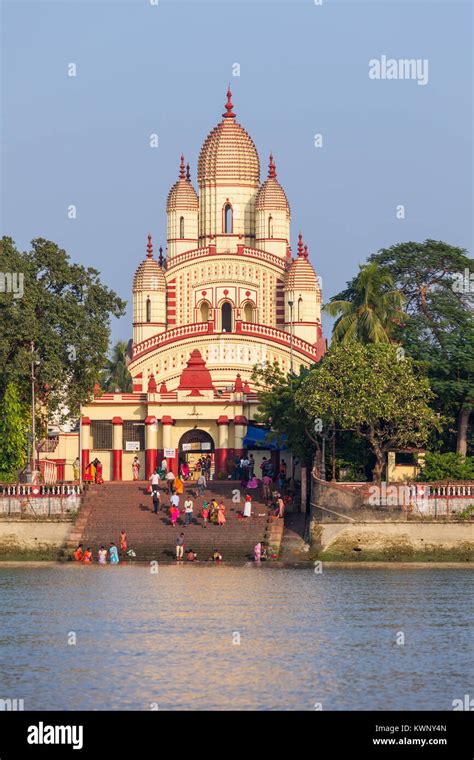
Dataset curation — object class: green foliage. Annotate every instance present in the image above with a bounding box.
[366,240,474,454]
[0,237,126,420]
[0,383,28,481]
[417,452,474,481]
[251,361,316,463]
[297,342,439,481]
[101,341,133,392]
[324,261,406,344]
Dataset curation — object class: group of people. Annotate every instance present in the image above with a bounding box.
[83,458,104,484]
[175,532,222,563]
[73,530,131,564]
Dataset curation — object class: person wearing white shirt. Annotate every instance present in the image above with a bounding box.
[184,498,194,525]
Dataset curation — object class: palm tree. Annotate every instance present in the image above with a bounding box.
[102,341,133,392]
[324,262,406,344]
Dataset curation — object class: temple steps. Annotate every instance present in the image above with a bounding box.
[68,481,283,562]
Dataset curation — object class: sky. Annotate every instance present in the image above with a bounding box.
[1,0,472,344]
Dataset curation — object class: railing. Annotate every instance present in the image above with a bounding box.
[166,244,287,271]
[0,484,83,496]
[133,321,320,363]
[239,322,320,360]
[132,322,210,359]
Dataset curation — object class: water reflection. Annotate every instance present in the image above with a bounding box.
[0,565,471,710]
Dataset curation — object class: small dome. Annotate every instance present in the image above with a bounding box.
[198,88,260,186]
[255,154,290,212]
[133,235,166,291]
[284,235,320,293]
[166,155,199,212]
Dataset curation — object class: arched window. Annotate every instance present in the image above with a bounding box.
[146,297,152,323]
[297,296,303,322]
[268,215,273,239]
[179,216,184,238]
[224,204,233,233]
[200,301,209,323]
[243,302,253,323]
[221,302,232,332]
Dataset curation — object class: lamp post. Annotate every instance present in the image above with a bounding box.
[30,342,37,476]
[287,299,294,374]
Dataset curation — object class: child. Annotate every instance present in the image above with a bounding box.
[201,501,209,528]
[98,546,107,565]
[120,530,127,554]
[82,547,93,563]
[109,542,119,564]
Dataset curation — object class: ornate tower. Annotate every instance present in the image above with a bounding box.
[166,154,199,259]
[284,234,322,344]
[132,235,167,344]
[255,154,291,258]
[197,88,260,250]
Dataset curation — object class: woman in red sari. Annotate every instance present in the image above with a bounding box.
[94,459,104,484]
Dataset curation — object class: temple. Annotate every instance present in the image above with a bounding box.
[44,89,326,481]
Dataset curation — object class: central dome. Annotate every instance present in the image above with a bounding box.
[197,88,260,186]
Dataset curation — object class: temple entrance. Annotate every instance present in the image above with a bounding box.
[178,429,215,479]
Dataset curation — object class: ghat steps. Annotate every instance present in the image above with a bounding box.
[68,481,284,562]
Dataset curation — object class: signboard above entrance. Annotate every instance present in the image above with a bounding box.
[182,442,211,451]
[163,448,175,458]
[125,441,140,451]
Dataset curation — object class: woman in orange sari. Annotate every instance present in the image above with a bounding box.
[217,501,226,526]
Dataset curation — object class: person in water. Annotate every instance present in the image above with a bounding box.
[73,544,83,561]
[98,546,107,565]
[212,549,222,562]
[109,542,119,564]
[82,547,93,563]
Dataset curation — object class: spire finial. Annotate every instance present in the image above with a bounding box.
[303,244,309,259]
[186,162,191,182]
[223,86,236,119]
[297,232,304,257]
[158,246,164,267]
[147,233,153,258]
[268,153,277,179]
[179,154,185,179]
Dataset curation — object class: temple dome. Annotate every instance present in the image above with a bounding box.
[197,88,260,186]
[255,154,290,212]
[284,235,320,292]
[133,235,166,291]
[166,155,199,212]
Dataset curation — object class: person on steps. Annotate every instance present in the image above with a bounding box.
[176,533,185,561]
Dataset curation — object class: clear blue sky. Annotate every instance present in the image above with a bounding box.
[2,0,472,343]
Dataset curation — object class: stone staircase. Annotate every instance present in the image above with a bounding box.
[67,480,284,562]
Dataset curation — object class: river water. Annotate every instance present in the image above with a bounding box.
[0,564,472,711]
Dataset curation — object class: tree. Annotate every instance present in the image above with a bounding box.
[0,383,28,481]
[297,342,439,482]
[251,362,317,466]
[324,261,406,344]
[0,237,126,421]
[366,240,473,455]
[101,341,133,392]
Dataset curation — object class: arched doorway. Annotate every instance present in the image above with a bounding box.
[178,429,215,478]
[221,301,232,332]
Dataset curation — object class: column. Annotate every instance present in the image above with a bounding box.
[111,417,123,481]
[161,416,177,474]
[145,416,158,478]
[81,417,91,478]
[233,415,248,460]
[215,416,230,477]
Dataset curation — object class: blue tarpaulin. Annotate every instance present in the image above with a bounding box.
[243,426,288,450]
